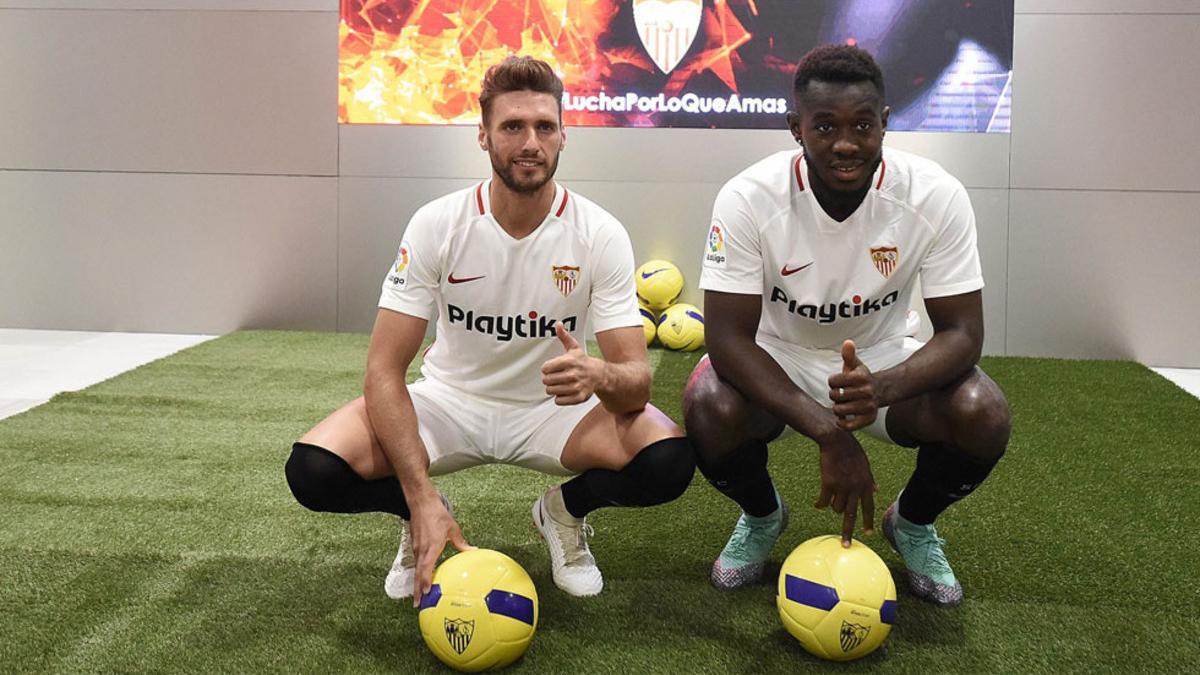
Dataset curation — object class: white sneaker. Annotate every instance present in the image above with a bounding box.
[384,493,452,600]
[532,487,603,597]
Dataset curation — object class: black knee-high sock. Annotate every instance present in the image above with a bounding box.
[694,440,779,518]
[898,442,1002,525]
[285,442,410,519]
[559,437,695,518]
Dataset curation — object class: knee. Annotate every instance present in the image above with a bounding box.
[636,437,696,502]
[683,383,747,461]
[285,442,354,512]
[946,377,1011,460]
[683,359,725,422]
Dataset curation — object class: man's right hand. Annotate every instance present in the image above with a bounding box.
[813,429,878,548]
[410,493,474,607]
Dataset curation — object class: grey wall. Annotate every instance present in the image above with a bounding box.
[1006,0,1200,365]
[2,1,1197,366]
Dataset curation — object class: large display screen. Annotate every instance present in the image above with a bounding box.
[339,0,1013,132]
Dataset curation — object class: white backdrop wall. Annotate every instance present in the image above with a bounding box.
[1,1,1197,366]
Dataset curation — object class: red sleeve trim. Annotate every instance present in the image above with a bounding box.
[555,189,569,217]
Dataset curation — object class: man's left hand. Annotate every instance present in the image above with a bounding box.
[542,323,603,405]
[828,339,880,431]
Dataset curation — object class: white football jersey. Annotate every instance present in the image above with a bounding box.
[699,147,983,352]
[379,180,641,404]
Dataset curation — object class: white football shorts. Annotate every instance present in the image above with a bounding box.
[408,376,600,477]
[755,334,923,445]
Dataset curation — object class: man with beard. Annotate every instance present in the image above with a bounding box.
[285,56,694,603]
[685,45,1010,607]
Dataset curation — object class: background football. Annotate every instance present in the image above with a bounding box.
[777,536,896,662]
[418,549,539,672]
[635,260,684,311]
[656,303,705,351]
[640,307,658,346]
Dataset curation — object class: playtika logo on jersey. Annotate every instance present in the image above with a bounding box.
[447,305,578,342]
[633,0,702,74]
[769,286,901,324]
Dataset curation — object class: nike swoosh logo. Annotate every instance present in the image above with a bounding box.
[447,273,485,284]
[781,262,814,276]
[640,268,669,279]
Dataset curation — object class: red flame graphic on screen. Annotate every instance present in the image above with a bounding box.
[339,0,755,126]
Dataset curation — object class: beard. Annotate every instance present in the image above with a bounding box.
[488,146,560,194]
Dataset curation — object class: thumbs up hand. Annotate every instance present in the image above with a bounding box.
[827,339,879,431]
[556,321,581,353]
[541,322,603,405]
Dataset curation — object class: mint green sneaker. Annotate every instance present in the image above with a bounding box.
[711,492,788,590]
[882,499,963,607]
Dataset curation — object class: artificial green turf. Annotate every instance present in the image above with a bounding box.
[1,331,1198,673]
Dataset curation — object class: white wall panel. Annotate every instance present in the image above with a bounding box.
[1011,13,1200,191]
[1016,0,1200,14]
[970,188,1009,356]
[0,171,338,333]
[885,133,1011,190]
[339,125,1010,189]
[336,177,476,333]
[0,8,336,175]
[1007,189,1200,366]
[338,125,790,183]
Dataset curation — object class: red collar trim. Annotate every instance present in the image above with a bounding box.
[554,189,569,217]
[794,154,805,192]
[477,182,566,217]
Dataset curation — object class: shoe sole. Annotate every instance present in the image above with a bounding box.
[385,493,454,601]
[882,502,963,608]
[531,497,603,597]
[709,498,790,591]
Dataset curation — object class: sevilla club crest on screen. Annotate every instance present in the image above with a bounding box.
[633,0,702,74]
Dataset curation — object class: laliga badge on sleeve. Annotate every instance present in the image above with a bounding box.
[703,224,727,269]
[388,240,412,288]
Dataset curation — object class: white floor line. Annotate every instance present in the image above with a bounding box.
[0,329,217,420]
[1151,367,1200,400]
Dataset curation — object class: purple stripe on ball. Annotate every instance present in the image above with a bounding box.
[784,575,840,611]
[418,584,442,610]
[880,599,897,625]
[485,590,535,625]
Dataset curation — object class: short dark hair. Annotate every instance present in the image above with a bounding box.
[479,56,564,124]
[793,45,885,102]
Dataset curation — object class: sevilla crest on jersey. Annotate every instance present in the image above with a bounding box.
[552,265,581,297]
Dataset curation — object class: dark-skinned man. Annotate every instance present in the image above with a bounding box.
[683,45,1010,607]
